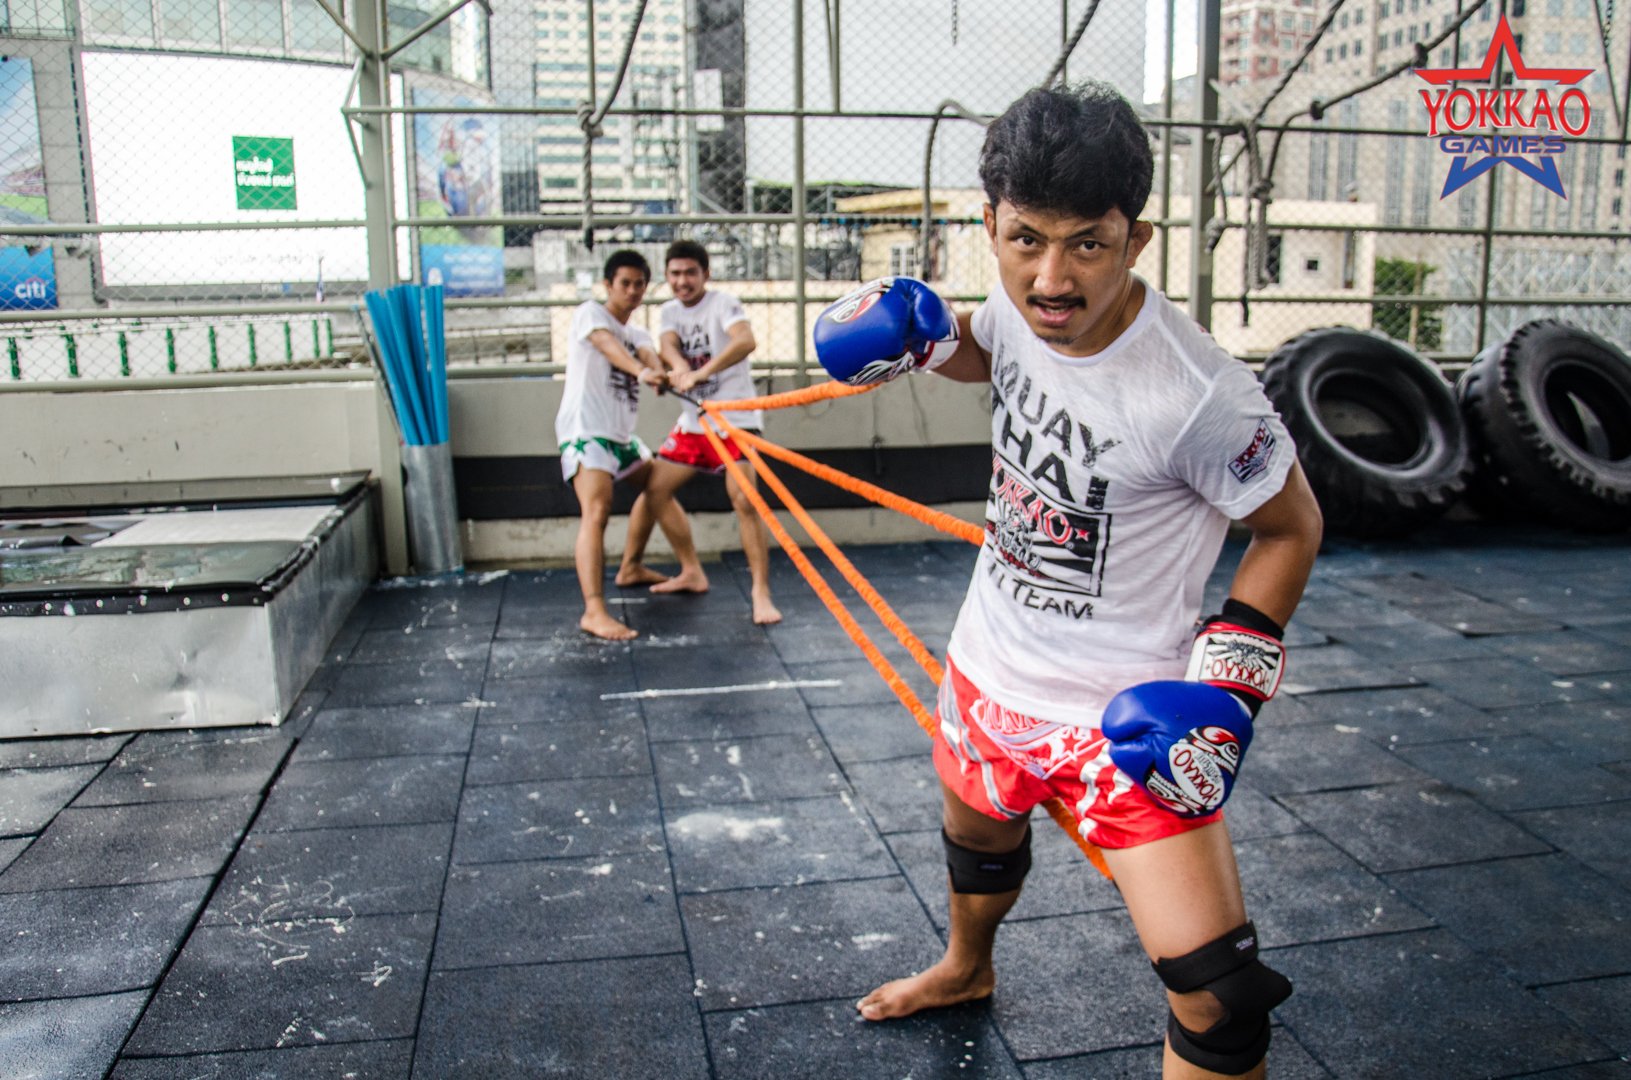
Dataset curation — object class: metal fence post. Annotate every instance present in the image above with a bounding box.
[1189,0,1221,330]
[793,0,809,384]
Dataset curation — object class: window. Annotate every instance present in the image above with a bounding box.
[289,0,343,54]
[1340,42,1348,57]
[1572,33,1587,55]
[1265,235,1283,283]
[1305,257,1321,273]
[82,0,154,40]
[1356,39,1363,55]
[226,0,285,49]
[888,243,917,278]
[1544,31,1561,53]
[161,0,221,45]
[1512,0,1525,14]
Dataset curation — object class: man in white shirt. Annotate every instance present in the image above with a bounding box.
[619,240,782,624]
[812,83,1324,1080]
[555,249,705,640]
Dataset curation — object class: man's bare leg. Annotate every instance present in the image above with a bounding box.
[572,469,637,640]
[615,464,672,587]
[641,460,709,594]
[727,467,781,624]
[858,782,1029,1020]
[1102,821,1266,1080]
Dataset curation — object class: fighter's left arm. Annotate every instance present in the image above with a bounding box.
[692,321,756,379]
[1222,460,1323,628]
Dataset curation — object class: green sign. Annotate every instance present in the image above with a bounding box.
[233,135,296,211]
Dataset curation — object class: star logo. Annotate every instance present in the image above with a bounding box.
[1414,15,1594,199]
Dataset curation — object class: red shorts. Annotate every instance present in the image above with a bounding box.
[933,656,1222,850]
[657,428,758,474]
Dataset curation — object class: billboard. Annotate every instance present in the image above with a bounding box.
[80,52,408,289]
[0,57,56,310]
[411,86,503,296]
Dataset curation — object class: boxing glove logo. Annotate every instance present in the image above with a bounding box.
[826,279,895,324]
[1142,726,1243,815]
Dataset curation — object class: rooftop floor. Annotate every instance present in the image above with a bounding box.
[2,525,1630,1078]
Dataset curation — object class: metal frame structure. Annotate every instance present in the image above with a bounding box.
[4,0,1631,390]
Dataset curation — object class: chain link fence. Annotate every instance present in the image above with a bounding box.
[1,0,1628,382]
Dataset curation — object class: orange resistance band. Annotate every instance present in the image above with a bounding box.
[696,403,1112,880]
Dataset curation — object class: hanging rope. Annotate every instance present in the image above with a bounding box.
[578,0,650,250]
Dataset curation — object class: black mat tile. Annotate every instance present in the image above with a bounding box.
[434,850,681,968]
[1288,590,1420,632]
[1279,780,1551,873]
[0,991,147,1080]
[0,765,99,835]
[633,642,788,690]
[254,755,464,832]
[1536,975,1631,1058]
[988,909,1164,1059]
[1481,629,1631,677]
[0,734,129,769]
[1221,786,1308,841]
[1513,801,1631,890]
[75,732,291,806]
[682,877,943,1011]
[111,1039,415,1079]
[1273,929,1608,1076]
[707,998,1021,1080]
[886,824,1122,932]
[1582,619,1631,649]
[1241,723,1428,796]
[1297,685,1509,746]
[1505,1061,1631,1078]
[125,911,435,1055]
[292,704,475,762]
[473,679,624,724]
[1235,832,1434,947]
[358,579,504,631]
[1024,1027,1332,1079]
[277,686,328,740]
[811,703,934,765]
[1395,736,1631,811]
[0,796,257,891]
[786,658,938,711]
[493,605,610,640]
[1278,644,1421,695]
[1489,701,1631,766]
[1255,693,1324,726]
[484,635,634,682]
[1326,618,1495,664]
[201,823,452,925]
[453,775,662,864]
[0,877,210,1000]
[653,733,847,806]
[844,757,944,834]
[641,688,819,743]
[466,712,648,786]
[347,624,492,665]
[1340,573,1566,634]
[324,658,486,707]
[1388,853,1631,986]
[414,955,708,1080]
[1408,656,1613,710]
[0,839,23,875]
[667,795,896,893]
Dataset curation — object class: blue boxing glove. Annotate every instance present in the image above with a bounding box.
[813,277,960,385]
[1101,681,1253,817]
[1103,600,1287,817]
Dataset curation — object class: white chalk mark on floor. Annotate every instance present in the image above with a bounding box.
[599,678,842,701]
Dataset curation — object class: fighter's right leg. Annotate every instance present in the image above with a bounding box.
[571,468,637,640]
[857,782,1031,1021]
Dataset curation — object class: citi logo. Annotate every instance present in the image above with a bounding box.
[12,277,47,301]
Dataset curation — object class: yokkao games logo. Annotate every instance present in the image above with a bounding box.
[1415,14,1593,198]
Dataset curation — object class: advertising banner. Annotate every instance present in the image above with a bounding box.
[0,57,56,310]
[412,86,503,297]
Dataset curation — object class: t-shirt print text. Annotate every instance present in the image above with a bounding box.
[985,345,1119,616]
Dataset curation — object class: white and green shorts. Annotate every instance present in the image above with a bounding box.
[559,435,653,482]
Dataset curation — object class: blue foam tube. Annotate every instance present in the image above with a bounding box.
[366,290,430,445]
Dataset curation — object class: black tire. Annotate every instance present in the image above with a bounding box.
[1262,327,1470,537]
[1457,319,1631,532]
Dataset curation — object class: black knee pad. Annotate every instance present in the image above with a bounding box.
[1153,921,1292,1075]
[943,826,1031,894]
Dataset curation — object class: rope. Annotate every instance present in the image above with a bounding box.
[678,386,1112,879]
[578,0,650,250]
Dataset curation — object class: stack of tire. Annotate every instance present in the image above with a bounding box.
[1261,320,1631,536]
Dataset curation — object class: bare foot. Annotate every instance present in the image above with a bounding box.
[751,593,782,625]
[650,567,709,594]
[579,610,637,640]
[855,959,994,1021]
[615,564,669,587]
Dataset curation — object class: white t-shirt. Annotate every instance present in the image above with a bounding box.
[658,289,764,433]
[554,301,656,446]
[945,280,1295,727]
